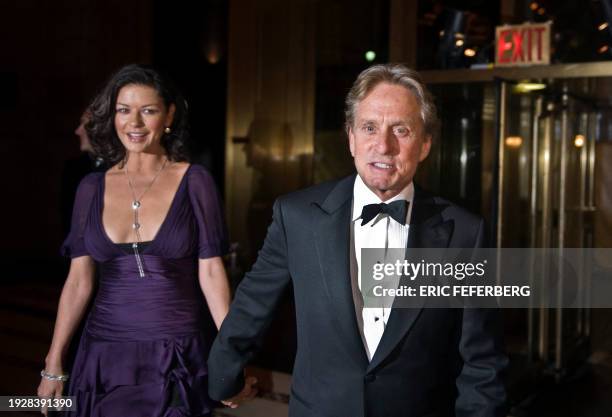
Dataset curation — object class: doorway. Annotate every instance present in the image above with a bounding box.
[422,65,612,411]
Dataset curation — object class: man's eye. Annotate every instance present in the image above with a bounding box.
[394,126,410,137]
[363,125,376,134]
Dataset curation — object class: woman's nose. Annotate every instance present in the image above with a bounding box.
[128,112,144,126]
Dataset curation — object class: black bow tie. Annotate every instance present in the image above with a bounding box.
[360,200,409,226]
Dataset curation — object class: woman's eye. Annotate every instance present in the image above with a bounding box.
[143,108,158,115]
[116,107,129,114]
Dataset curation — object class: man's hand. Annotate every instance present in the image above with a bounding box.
[221,376,258,409]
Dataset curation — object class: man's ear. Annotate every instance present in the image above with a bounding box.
[419,134,432,162]
[348,126,356,157]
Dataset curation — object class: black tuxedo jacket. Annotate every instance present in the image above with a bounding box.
[208,175,507,417]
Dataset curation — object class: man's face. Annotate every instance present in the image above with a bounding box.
[349,82,431,201]
[75,113,92,153]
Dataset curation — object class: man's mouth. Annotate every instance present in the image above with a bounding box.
[370,162,393,170]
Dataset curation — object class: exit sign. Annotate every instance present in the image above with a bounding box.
[495,22,551,66]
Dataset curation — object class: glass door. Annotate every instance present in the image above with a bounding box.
[497,79,597,377]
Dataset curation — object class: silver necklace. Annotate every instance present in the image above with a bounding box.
[123,158,168,277]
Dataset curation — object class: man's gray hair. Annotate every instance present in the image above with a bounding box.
[344,63,439,138]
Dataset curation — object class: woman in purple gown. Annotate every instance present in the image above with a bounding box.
[38,65,232,416]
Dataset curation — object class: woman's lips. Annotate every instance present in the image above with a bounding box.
[127,132,147,142]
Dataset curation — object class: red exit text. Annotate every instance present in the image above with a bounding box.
[496,22,551,66]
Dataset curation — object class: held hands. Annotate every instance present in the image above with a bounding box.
[221,376,258,409]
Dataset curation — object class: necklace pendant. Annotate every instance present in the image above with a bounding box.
[132,201,141,210]
[132,242,146,278]
[133,223,141,230]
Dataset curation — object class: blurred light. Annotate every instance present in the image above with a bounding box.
[537,7,545,15]
[207,51,220,64]
[505,136,523,148]
[514,81,547,93]
[599,22,609,31]
[530,2,539,11]
[454,32,465,39]
[464,48,476,57]
[439,30,445,37]
[455,39,464,47]
[574,134,585,147]
[205,42,221,64]
[599,45,610,54]
[365,50,377,62]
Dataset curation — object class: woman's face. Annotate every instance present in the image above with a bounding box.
[114,84,175,155]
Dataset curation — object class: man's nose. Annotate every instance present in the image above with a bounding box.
[375,129,396,154]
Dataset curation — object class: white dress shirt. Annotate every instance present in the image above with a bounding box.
[350,175,413,360]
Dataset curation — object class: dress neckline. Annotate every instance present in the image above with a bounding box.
[98,164,192,253]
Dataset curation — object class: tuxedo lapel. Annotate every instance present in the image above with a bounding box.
[367,186,454,372]
[313,175,369,368]
[406,187,454,250]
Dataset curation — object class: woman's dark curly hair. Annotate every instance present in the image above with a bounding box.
[86,64,190,166]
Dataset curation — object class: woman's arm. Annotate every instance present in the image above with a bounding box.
[198,256,231,329]
[37,256,95,404]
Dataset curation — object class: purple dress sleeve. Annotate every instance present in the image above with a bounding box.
[61,173,100,258]
[187,165,229,259]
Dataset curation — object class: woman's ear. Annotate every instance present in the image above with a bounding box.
[166,103,176,128]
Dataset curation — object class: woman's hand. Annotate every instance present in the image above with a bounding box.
[37,373,64,416]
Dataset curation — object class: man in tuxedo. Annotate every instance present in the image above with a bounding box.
[208,64,507,417]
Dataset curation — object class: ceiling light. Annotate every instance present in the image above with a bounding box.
[514,82,547,93]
